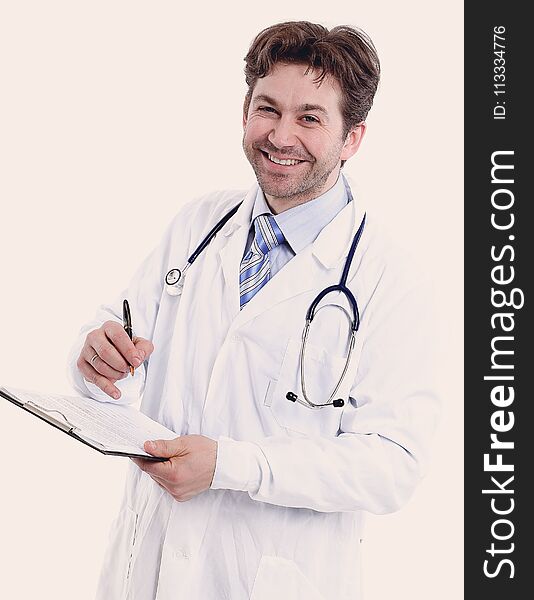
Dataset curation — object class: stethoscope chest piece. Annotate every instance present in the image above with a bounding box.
[165,268,183,295]
[164,201,243,297]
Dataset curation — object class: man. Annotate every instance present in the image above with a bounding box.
[69,21,439,600]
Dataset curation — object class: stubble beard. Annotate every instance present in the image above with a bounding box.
[243,138,343,205]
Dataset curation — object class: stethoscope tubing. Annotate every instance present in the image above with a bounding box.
[165,202,242,289]
[187,203,242,265]
[164,185,366,410]
[305,214,365,332]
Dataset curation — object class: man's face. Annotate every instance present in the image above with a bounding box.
[242,62,364,211]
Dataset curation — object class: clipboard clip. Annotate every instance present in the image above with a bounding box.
[23,401,78,434]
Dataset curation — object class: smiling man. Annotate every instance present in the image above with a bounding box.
[69,21,439,600]
[242,62,364,211]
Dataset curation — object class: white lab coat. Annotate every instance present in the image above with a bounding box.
[68,177,439,600]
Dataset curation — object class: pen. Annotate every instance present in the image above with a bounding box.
[122,299,135,376]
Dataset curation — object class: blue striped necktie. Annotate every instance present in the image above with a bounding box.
[239,214,285,309]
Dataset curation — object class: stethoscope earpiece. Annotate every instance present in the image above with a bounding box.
[286,391,345,408]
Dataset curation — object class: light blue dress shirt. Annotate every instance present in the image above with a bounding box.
[243,174,350,277]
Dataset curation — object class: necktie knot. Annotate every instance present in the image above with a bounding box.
[239,214,285,308]
[253,214,285,254]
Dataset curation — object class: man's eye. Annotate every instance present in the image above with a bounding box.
[302,115,319,124]
[258,106,276,113]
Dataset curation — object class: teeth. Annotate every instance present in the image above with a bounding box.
[268,154,302,166]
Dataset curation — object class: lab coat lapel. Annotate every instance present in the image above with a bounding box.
[312,187,367,271]
[229,188,367,331]
[231,245,318,328]
[217,184,257,317]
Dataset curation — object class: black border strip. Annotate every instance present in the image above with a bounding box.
[465,3,532,596]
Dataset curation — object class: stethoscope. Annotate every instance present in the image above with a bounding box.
[165,183,365,410]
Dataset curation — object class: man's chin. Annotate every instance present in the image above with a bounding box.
[259,182,304,200]
[254,170,307,198]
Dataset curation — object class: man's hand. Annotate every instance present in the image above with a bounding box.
[77,320,154,399]
[131,435,218,502]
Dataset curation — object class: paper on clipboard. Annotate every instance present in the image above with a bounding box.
[0,386,176,460]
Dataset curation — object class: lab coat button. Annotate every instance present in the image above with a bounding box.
[175,549,190,560]
[232,335,240,343]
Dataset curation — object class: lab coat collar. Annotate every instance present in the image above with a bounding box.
[312,174,367,269]
[221,184,257,237]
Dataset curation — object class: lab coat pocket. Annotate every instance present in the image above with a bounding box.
[268,339,351,437]
[250,555,326,600]
[96,505,139,600]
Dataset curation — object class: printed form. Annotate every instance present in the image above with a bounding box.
[0,386,176,458]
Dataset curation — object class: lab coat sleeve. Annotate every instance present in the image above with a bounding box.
[211,265,441,515]
[66,208,192,404]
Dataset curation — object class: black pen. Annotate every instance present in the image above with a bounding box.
[122,299,135,376]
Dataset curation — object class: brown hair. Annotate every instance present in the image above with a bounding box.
[244,21,381,135]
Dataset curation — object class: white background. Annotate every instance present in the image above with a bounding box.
[0,1,463,598]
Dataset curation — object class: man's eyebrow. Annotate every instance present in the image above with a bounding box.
[252,95,329,117]
[298,103,329,116]
[252,94,279,106]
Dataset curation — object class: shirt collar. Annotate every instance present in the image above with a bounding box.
[251,173,350,254]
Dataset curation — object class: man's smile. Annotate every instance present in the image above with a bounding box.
[259,149,308,169]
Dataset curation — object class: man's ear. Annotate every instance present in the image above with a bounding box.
[340,123,367,162]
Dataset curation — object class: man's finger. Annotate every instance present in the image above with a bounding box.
[78,358,121,399]
[131,456,176,482]
[144,438,185,458]
[133,337,155,361]
[81,346,128,380]
[87,328,131,372]
[104,322,143,369]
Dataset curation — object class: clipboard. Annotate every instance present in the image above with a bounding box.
[0,386,170,461]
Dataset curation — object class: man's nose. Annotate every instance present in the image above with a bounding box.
[267,116,298,149]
